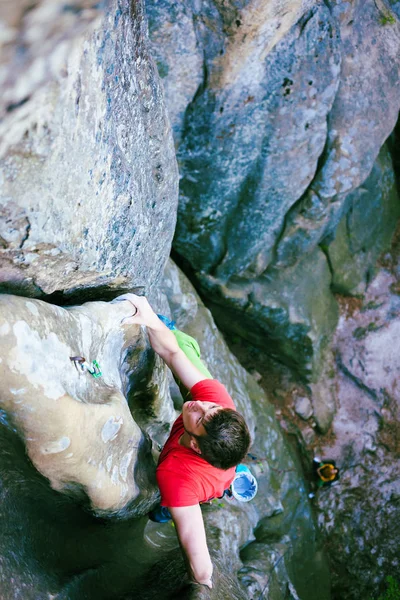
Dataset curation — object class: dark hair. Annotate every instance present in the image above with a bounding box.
[193,408,251,470]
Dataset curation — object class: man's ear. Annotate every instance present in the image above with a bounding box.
[189,437,202,455]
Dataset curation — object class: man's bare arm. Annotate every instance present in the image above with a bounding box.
[169,505,213,588]
[120,294,207,389]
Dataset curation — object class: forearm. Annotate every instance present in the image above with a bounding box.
[169,505,213,588]
[146,319,180,363]
[145,320,209,390]
[118,295,179,361]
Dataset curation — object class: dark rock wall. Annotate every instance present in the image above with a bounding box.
[147,0,400,379]
[146,0,400,597]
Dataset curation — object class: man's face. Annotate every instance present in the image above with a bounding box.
[182,400,222,437]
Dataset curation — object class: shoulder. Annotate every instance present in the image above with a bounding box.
[190,379,235,410]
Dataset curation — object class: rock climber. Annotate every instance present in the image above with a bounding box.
[120,294,252,589]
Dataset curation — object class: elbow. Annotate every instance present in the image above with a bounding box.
[192,563,213,586]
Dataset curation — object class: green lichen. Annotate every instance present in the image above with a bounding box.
[156,60,169,78]
[353,322,381,339]
[372,576,400,600]
[379,14,396,25]
[361,300,384,312]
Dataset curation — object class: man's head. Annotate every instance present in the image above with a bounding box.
[182,400,251,470]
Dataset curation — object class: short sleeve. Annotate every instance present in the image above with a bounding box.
[157,468,200,507]
[190,379,235,410]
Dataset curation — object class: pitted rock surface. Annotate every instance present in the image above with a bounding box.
[173,3,340,277]
[328,144,400,295]
[277,0,400,266]
[1,0,400,598]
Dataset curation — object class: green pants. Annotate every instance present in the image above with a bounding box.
[172,330,212,397]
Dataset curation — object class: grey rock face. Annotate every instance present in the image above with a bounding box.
[1,0,399,598]
[199,245,339,380]
[149,0,400,377]
[275,0,400,266]
[309,350,337,433]
[146,0,203,147]
[0,0,178,299]
[0,410,156,600]
[173,3,340,278]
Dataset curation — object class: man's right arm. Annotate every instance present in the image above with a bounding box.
[169,504,213,588]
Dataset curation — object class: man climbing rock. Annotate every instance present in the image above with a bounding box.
[120,294,251,589]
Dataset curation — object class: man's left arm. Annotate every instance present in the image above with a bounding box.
[169,504,213,588]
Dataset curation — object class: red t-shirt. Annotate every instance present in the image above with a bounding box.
[156,379,236,507]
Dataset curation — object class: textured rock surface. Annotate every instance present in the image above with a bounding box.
[0,409,153,600]
[148,0,400,376]
[0,267,330,600]
[276,0,400,266]
[201,245,339,380]
[173,2,340,278]
[146,0,317,148]
[0,0,178,299]
[257,245,400,599]
[1,0,400,599]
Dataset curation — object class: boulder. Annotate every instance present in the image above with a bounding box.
[0,409,156,600]
[294,396,313,421]
[0,293,176,514]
